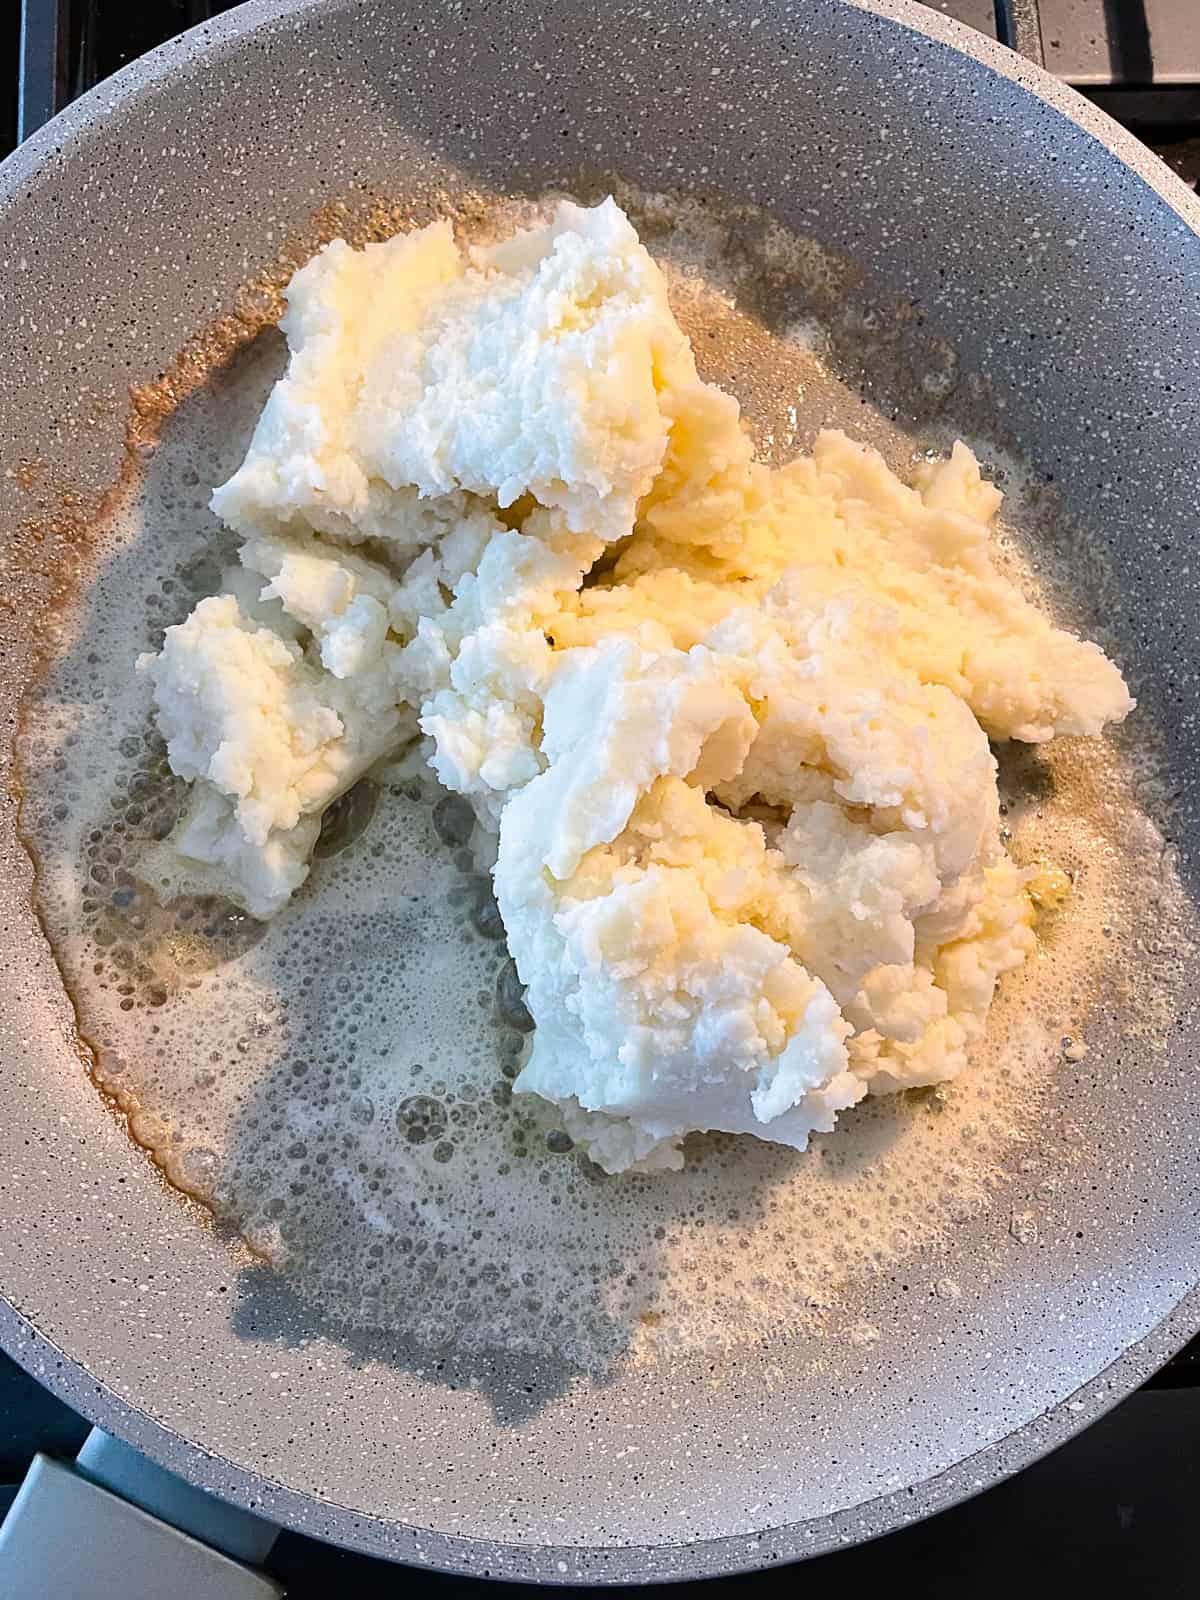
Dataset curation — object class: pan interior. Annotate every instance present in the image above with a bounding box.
[0,0,1198,1573]
[15,184,1192,1379]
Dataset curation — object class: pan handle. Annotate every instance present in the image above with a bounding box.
[993,0,1046,67]
[0,1429,282,1599]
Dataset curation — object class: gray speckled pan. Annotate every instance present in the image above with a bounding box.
[0,0,1198,1582]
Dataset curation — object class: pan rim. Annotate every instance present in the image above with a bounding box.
[1,0,1198,1581]
[3,1285,1197,1581]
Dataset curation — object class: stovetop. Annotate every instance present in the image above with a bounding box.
[2,1,1199,1593]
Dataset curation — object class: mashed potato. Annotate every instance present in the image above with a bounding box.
[138,198,1133,1172]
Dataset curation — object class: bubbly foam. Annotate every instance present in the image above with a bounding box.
[15,192,1194,1370]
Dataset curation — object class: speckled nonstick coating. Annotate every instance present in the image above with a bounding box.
[0,0,1197,1581]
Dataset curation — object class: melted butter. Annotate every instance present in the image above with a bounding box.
[14,188,1195,1370]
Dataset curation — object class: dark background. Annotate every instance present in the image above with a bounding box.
[2,1,1199,1592]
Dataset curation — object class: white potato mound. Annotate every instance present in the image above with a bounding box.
[139,198,1134,1172]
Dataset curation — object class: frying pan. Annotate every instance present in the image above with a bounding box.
[0,0,1198,1584]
